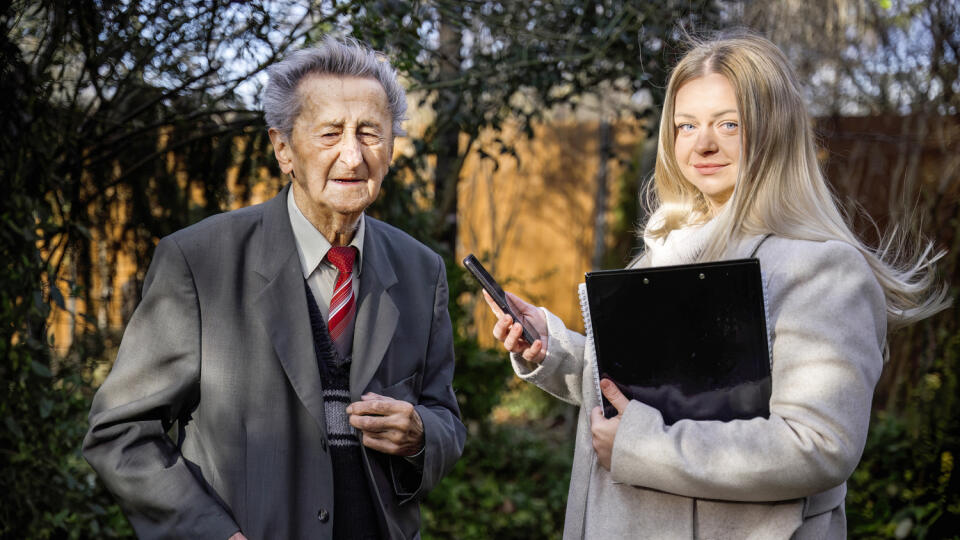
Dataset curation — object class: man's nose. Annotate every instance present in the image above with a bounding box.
[339,134,364,169]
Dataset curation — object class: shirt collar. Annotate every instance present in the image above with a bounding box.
[287,187,364,278]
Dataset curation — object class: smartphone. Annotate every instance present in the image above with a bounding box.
[462,254,540,344]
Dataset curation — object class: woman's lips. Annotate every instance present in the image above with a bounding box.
[693,164,726,175]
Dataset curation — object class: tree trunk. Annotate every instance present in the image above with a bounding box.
[591,119,612,270]
[433,8,463,256]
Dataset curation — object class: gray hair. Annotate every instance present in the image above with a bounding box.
[263,35,408,138]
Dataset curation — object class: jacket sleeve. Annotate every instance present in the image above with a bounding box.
[82,237,240,539]
[510,308,588,406]
[394,254,466,502]
[609,240,887,502]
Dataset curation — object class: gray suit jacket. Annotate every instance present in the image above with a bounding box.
[83,184,466,539]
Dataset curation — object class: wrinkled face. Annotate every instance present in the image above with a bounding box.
[673,72,741,212]
[272,74,394,223]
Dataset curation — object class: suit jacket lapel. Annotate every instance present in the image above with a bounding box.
[350,219,399,400]
[251,184,327,435]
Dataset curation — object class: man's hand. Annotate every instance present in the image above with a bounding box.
[590,379,630,471]
[347,393,424,456]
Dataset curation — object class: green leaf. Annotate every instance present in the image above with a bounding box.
[39,398,54,419]
[31,361,53,378]
[5,416,23,439]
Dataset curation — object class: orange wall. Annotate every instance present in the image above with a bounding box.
[457,119,647,342]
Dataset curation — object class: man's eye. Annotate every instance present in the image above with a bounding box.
[320,132,341,140]
[358,132,381,144]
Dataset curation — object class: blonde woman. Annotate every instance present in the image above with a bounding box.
[484,32,949,539]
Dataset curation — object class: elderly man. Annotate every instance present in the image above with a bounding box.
[83,37,465,540]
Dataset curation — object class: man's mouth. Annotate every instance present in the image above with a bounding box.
[332,178,365,184]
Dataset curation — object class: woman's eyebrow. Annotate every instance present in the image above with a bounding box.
[674,109,738,119]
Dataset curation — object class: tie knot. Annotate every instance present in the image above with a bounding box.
[326,246,356,274]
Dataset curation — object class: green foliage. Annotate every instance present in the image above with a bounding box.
[422,424,573,540]
[848,330,960,539]
[1,5,127,534]
[0,345,132,539]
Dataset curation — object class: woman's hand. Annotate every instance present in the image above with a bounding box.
[482,290,548,364]
[591,379,630,471]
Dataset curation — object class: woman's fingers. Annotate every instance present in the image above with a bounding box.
[502,319,526,352]
[484,289,545,362]
[492,312,513,341]
[482,290,505,318]
[521,338,546,363]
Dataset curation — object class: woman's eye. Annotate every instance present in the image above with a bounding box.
[676,123,695,133]
[720,121,739,131]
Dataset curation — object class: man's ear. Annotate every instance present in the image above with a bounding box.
[268,128,294,175]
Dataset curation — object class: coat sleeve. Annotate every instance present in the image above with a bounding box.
[510,308,588,406]
[394,254,466,502]
[609,240,887,502]
[82,237,240,539]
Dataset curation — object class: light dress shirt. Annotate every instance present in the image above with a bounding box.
[287,187,364,322]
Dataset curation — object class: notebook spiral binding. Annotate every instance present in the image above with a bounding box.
[578,282,604,409]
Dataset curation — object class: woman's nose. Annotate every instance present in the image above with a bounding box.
[694,129,718,154]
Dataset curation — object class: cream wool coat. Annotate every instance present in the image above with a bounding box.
[513,222,887,539]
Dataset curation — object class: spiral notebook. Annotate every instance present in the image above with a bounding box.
[580,258,772,423]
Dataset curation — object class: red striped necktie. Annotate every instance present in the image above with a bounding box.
[326,246,357,357]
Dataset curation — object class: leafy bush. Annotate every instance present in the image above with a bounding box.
[848,332,960,539]
[422,424,573,540]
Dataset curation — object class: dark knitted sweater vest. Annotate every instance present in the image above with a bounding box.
[304,283,382,539]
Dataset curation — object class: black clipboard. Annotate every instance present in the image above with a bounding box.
[584,258,771,424]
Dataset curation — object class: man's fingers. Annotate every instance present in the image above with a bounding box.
[600,379,629,415]
[358,426,403,443]
[350,410,412,432]
[359,434,401,454]
[350,414,389,433]
[360,392,392,402]
[347,397,407,416]
[359,434,420,456]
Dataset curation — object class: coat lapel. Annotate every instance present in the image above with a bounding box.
[350,219,399,400]
[251,184,327,435]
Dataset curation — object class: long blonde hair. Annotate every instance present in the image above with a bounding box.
[645,31,949,328]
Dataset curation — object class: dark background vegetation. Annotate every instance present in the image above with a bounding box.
[2,1,957,538]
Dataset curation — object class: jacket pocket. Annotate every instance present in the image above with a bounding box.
[378,372,421,402]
